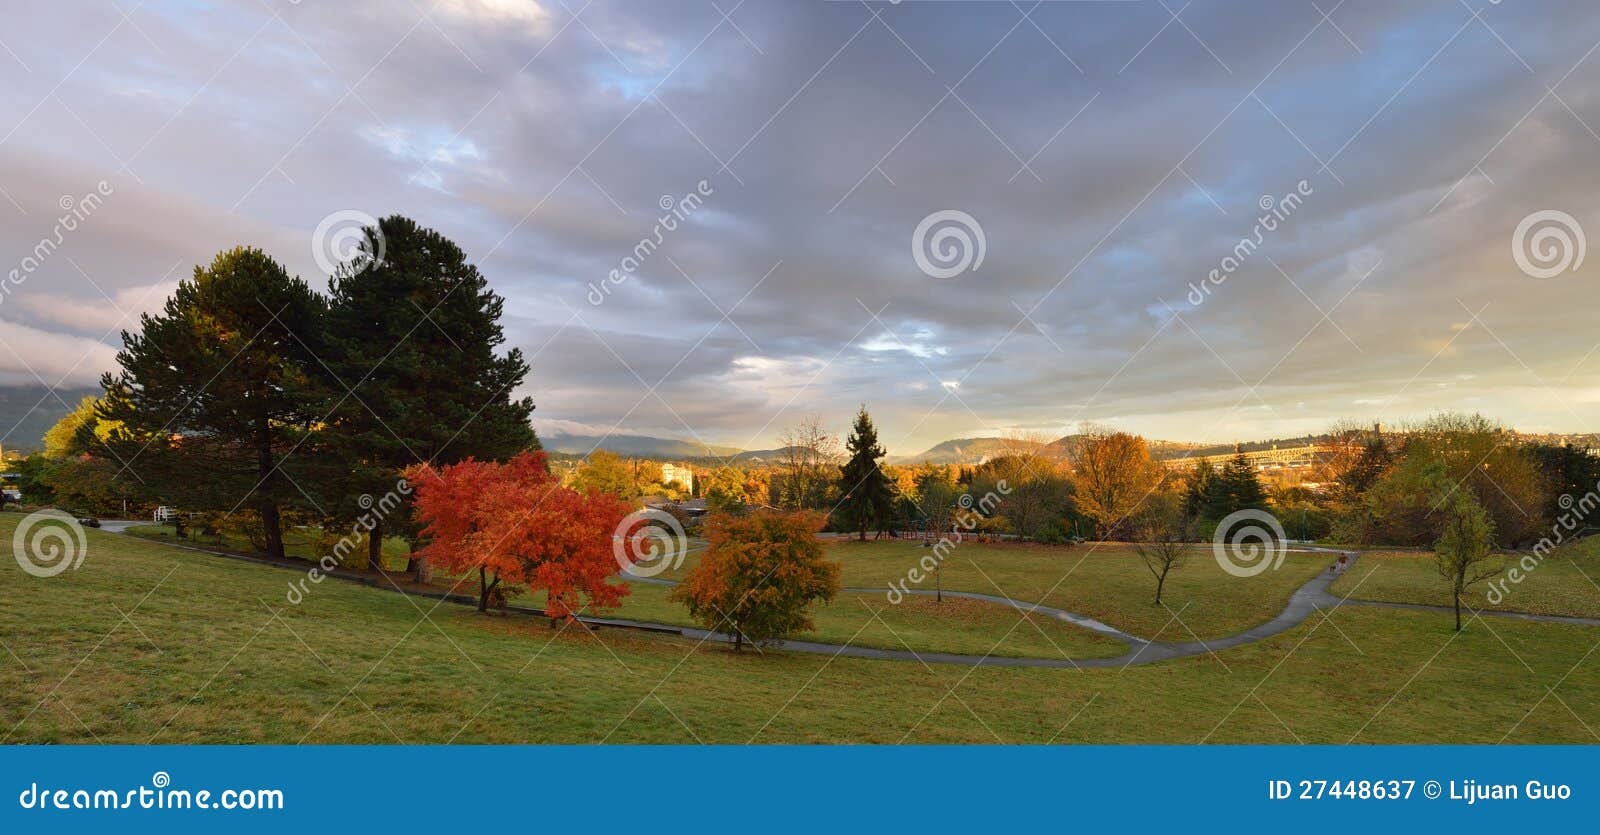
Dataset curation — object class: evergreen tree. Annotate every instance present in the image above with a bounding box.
[101,247,328,559]
[321,216,537,570]
[1206,450,1268,521]
[836,406,893,540]
[1182,459,1216,521]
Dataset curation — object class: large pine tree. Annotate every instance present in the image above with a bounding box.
[1182,459,1217,521]
[1206,450,1268,521]
[100,247,328,559]
[321,216,537,570]
[836,406,893,540]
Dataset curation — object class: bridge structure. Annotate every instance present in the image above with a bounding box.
[1163,443,1329,471]
[1164,436,1598,471]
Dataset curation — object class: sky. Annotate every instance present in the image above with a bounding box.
[1,0,1598,457]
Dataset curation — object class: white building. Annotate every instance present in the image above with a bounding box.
[660,462,693,489]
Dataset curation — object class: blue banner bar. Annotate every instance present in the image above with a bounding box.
[2,746,1592,833]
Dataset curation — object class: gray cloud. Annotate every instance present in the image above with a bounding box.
[2,0,1598,454]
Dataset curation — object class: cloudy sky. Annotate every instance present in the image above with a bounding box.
[2,0,1598,455]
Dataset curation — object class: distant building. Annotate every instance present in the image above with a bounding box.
[660,462,693,489]
[646,496,709,519]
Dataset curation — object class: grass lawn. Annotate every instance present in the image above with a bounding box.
[649,538,1331,642]
[4,512,1597,744]
[529,581,1127,660]
[1331,536,1600,619]
[126,523,415,571]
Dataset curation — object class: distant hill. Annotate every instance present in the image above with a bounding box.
[891,436,1045,465]
[892,434,1215,466]
[539,430,743,461]
[0,385,100,453]
[725,446,803,465]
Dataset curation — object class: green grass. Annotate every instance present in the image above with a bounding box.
[1331,536,1600,619]
[530,582,1126,660]
[4,511,1598,744]
[650,538,1330,642]
[126,523,414,571]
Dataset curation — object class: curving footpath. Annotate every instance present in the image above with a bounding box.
[99,524,1600,668]
[622,548,1365,668]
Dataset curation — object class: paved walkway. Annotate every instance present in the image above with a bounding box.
[101,526,1600,667]
[624,548,1362,667]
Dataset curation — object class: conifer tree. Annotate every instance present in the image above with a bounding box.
[1182,459,1216,521]
[101,247,328,559]
[321,216,537,570]
[836,406,893,540]
[1207,450,1268,520]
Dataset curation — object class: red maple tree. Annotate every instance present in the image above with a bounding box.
[409,451,632,619]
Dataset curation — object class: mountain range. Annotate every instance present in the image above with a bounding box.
[538,430,744,460]
[541,430,1204,466]
[6,386,1593,465]
[0,386,100,453]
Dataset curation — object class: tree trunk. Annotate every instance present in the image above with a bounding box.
[734,630,743,652]
[256,419,285,560]
[260,500,285,560]
[478,567,497,613]
[1454,588,1462,632]
[369,518,385,572]
[412,554,431,584]
[1155,572,1166,605]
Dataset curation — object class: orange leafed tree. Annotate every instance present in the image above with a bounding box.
[409,451,633,618]
[670,511,841,650]
[1069,429,1163,540]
